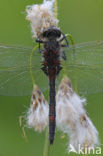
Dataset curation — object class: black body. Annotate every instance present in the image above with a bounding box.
[36,26,68,144]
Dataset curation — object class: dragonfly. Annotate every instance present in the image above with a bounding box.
[0,27,103,144]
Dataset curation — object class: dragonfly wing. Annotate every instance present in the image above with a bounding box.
[62,41,103,95]
[0,41,103,96]
[0,70,33,96]
[0,44,48,96]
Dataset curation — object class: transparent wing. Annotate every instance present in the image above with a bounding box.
[0,41,103,96]
[62,40,103,95]
[0,44,48,96]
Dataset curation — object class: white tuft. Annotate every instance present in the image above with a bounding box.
[69,115,99,152]
[26,0,58,37]
[56,76,99,152]
[27,85,49,132]
[56,76,86,134]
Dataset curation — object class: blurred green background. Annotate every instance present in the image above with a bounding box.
[0,0,103,156]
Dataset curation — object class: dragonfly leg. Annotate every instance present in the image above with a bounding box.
[36,38,45,53]
[59,32,69,47]
[61,44,68,47]
[36,38,44,43]
[62,51,66,60]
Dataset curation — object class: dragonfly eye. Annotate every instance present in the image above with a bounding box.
[43,28,61,39]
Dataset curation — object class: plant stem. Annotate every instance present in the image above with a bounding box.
[43,126,50,156]
[68,34,78,93]
[54,0,58,20]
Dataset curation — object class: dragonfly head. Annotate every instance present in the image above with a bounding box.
[43,27,61,39]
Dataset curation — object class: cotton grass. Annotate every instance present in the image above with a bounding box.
[27,85,48,132]
[26,0,58,38]
[56,76,99,152]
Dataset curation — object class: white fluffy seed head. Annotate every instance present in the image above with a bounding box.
[26,0,59,37]
[68,115,99,152]
[56,76,86,133]
[27,85,49,132]
[56,76,99,152]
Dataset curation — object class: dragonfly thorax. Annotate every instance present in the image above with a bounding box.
[44,39,60,51]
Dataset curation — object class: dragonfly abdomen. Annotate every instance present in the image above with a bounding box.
[49,78,56,144]
[42,48,62,144]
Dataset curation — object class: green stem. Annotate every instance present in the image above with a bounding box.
[43,126,50,156]
[68,34,78,93]
[62,34,78,93]
[54,0,58,20]
[68,34,75,45]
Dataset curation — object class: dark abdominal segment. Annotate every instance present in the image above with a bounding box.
[42,48,62,144]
